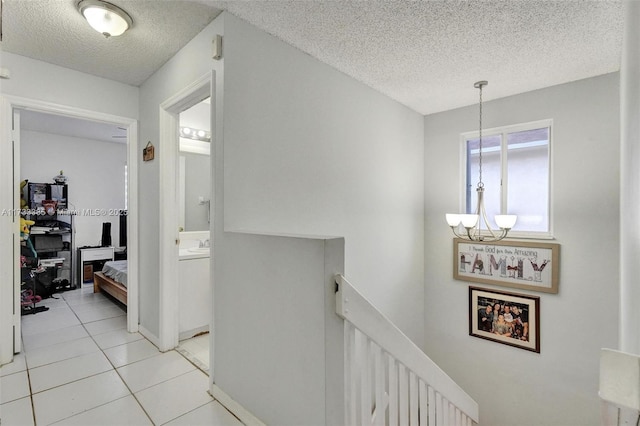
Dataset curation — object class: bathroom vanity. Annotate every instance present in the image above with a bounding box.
[178,231,211,340]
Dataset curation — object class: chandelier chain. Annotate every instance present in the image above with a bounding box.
[478,83,483,188]
[446,80,516,242]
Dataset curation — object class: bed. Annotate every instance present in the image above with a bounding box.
[93,260,128,305]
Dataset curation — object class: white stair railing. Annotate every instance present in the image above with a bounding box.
[335,274,479,426]
[599,348,640,425]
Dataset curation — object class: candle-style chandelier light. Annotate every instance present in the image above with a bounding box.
[446,81,517,242]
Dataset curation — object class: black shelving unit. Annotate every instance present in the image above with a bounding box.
[24,182,74,292]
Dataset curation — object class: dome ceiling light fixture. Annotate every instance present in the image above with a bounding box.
[445,81,517,242]
[77,0,133,38]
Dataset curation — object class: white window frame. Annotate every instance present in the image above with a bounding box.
[459,118,554,240]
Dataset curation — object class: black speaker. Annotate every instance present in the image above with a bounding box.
[101,222,112,247]
[119,210,127,247]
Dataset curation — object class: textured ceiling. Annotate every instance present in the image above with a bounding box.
[220,0,624,115]
[0,0,222,86]
[0,0,624,115]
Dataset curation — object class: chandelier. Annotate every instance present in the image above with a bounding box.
[446,81,517,242]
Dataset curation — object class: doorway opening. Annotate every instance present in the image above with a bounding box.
[175,98,212,372]
[0,96,138,363]
[158,72,213,365]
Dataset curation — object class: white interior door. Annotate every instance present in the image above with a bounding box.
[13,108,21,353]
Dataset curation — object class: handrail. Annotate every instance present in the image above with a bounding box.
[599,348,640,424]
[335,274,479,424]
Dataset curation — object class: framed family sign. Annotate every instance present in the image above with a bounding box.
[469,286,540,353]
[453,238,560,294]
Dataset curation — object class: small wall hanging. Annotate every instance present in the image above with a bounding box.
[143,141,155,161]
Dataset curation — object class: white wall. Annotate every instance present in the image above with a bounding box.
[223,14,426,347]
[137,16,224,338]
[424,73,620,425]
[139,11,424,347]
[0,52,138,119]
[20,130,126,248]
[214,232,345,425]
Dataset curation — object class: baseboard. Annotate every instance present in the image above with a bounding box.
[179,325,209,341]
[210,384,265,426]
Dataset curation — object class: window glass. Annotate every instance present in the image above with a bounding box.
[463,121,551,236]
[506,128,549,232]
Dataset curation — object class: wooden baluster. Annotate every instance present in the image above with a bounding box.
[336,277,478,425]
[345,323,357,425]
[359,334,372,426]
[448,401,456,425]
[399,364,409,425]
[418,379,428,426]
[388,354,398,426]
[373,344,385,426]
[409,371,419,426]
[435,392,444,426]
[428,385,436,426]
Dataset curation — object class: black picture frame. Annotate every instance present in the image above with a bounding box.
[469,286,540,353]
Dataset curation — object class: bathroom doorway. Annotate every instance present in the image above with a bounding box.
[157,72,214,368]
[176,98,212,372]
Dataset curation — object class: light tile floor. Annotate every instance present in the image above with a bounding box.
[177,334,209,373]
[0,285,243,426]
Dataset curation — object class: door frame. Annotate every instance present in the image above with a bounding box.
[0,95,139,364]
[11,109,22,354]
[158,72,213,352]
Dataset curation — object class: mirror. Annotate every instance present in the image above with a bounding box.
[178,98,211,232]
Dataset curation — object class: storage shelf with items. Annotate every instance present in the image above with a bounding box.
[20,263,49,315]
[22,181,76,297]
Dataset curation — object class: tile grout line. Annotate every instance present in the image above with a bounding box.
[24,287,158,425]
[19,286,233,425]
[22,335,38,426]
[23,292,111,373]
[22,298,62,426]
[172,339,247,425]
[66,287,157,425]
[63,287,216,425]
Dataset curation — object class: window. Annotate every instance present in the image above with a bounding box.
[462,119,552,237]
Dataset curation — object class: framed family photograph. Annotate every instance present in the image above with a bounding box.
[469,286,540,353]
[453,238,560,293]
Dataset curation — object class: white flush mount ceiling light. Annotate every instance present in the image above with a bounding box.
[446,81,517,242]
[77,0,133,38]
